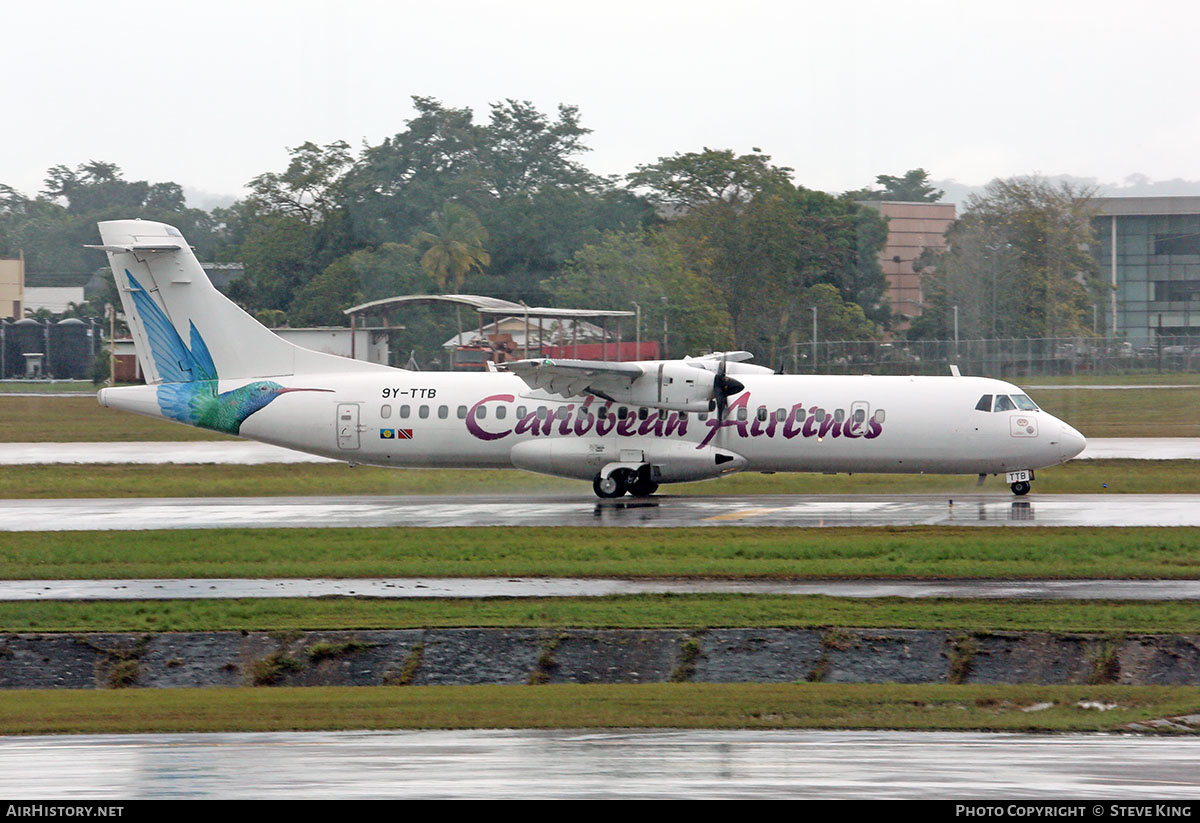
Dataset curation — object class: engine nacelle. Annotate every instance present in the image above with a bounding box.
[510,437,747,483]
[600,362,717,413]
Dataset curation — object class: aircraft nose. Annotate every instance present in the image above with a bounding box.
[1059,422,1087,460]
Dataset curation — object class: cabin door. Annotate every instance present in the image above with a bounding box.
[336,403,360,450]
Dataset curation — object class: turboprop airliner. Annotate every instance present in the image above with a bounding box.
[90,219,1086,498]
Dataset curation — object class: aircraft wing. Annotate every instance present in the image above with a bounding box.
[685,351,756,364]
[501,358,645,400]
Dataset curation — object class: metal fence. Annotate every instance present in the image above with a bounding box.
[790,336,1200,378]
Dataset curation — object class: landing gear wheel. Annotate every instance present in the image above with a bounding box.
[627,477,659,497]
[1010,480,1031,496]
[593,473,625,499]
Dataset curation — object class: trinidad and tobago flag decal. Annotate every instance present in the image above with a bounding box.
[380,429,414,440]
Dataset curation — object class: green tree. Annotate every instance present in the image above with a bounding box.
[229,214,317,312]
[627,147,794,210]
[289,242,429,326]
[662,185,888,364]
[483,99,601,196]
[344,97,488,246]
[247,141,353,225]
[842,168,944,203]
[544,230,733,355]
[414,203,491,290]
[913,175,1100,339]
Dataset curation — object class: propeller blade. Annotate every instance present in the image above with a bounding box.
[712,356,745,420]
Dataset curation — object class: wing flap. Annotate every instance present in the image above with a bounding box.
[502,358,645,399]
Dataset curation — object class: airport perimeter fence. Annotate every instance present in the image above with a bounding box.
[790,335,1200,378]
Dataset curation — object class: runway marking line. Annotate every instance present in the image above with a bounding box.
[702,508,786,522]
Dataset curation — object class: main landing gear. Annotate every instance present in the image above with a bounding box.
[1010,480,1031,496]
[593,468,659,498]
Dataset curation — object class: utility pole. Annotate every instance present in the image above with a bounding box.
[811,306,818,372]
[632,301,641,359]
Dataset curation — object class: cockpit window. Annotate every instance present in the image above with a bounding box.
[993,395,1016,412]
[975,394,992,412]
[1012,394,1039,411]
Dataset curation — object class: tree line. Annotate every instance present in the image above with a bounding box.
[0,96,1103,367]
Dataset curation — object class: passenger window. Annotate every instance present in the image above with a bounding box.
[638,407,648,421]
[419,405,430,419]
[834,409,845,423]
[792,408,806,423]
[457,405,467,419]
[698,412,709,421]
[853,408,865,424]
[994,395,1016,412]
[975,395,992,412]
[598,406,608,420]
[737,407,748,421]
[815,408,827,422]
[618,406,629,420]
[400,405,410,418]
[496,406,507,420]
[756,407,768,422]
[438,405,448,419]
[680,412,688,421]
[873,409,886,424]
[474,406,486,419]
[516,406,527,418]
[537,406,548,419]
[776,408,786,422]
[557,406,569,420]
[381,404,392,419]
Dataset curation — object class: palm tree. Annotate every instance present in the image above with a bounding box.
[414,203,490,291]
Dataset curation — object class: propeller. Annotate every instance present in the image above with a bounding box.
[713,355,745,420]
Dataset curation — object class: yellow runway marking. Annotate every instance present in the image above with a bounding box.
[703,508,785,522]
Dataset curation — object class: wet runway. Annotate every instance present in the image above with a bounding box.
[2,492,1198,530]
[7,576,1200,601]
[3,729,1198,799]
[0,437,1196,464]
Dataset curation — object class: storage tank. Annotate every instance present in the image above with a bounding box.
[49,318,91,379]
[9,318,45,378]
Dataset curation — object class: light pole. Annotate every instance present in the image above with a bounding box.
[631,301,641,359]
[811,306,818,372]
[660,296,669,359]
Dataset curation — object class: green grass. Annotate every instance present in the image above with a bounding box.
[1,683,1196,735]
[0,396,232,441]
[0,381,100,394]
[5,595,1200,634]
[1030,387,1200,437]
[4,526,1200,580]
[1022,373,1200,386]
[1,459,1197,498]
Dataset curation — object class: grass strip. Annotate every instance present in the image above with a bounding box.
[3,526,1200,580]
[0,397,232,442]
[2,459,1198,498]
[1,683,1197,736]
[1031,387,1200,437]
[4,595,1200,634]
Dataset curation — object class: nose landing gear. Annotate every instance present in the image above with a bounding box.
[1006,469,1034,496]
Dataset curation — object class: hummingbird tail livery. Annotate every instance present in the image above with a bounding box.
[91,220,391,383]
[93,220,1087,496]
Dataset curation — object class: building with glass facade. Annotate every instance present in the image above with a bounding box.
[1092,196,1200,342]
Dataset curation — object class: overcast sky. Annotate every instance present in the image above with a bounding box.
[5,0,1198,206]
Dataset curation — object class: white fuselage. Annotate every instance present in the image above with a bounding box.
[98,370,1087,484]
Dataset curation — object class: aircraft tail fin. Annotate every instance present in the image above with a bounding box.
[93,220,393,383]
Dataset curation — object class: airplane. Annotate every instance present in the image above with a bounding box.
[90,219,1087,498]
